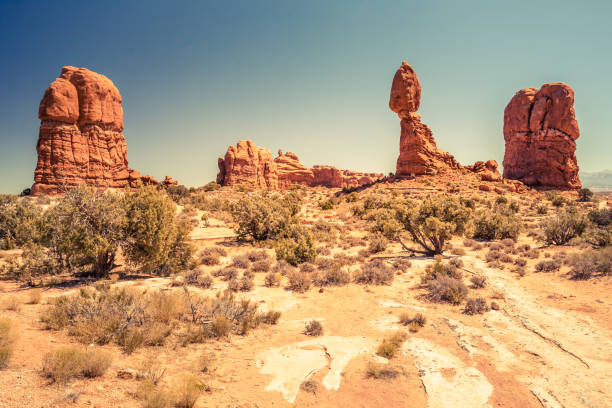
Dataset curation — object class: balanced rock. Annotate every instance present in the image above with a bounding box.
[503,83,580,189]
[32,66,149,194]
[274,150,314,189]
[217,140,278,189]
[390,61,461,176]
[162,176,179,187]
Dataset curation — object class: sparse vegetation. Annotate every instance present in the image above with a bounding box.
[42,346,112,384]
[464,297,490,315]
[540,208,588,245]
[427,275,468,304]
[354,260,394,285]
[304,320,323,336]
[0,318,16,369]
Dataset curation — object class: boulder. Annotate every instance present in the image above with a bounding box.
[503,83,581,189]
[466,160,502,182]
[162,176,179,187]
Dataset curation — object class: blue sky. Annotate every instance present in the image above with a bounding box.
[1,0,611,193]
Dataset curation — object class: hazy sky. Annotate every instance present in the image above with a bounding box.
[1,0,611,193]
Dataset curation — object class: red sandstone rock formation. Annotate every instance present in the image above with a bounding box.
[217,140,278,189]
[274,150,314,189]
[162,176,178,187]
[390,61,461,176]
[503,83,581,189]
[466,160,502,182]
[32,66,151,194]
[216,141,383,190]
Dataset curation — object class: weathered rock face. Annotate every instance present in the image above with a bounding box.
[217,140,278,189]
[312,166,383,189]
[466,160,502,182]
[390,61,461,177]
[32,66,150,195]
[216,141,383,190]
[274,150,314,189]
[503,83,581,189]
[162,176,178,187]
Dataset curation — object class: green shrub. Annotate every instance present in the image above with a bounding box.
[0,197,44,249]
[275,224,316,266]
[540,208,588,245]
[231,195,293,241]
[472,210,521,241]
[393,195,472,255]
[577,188,593,202]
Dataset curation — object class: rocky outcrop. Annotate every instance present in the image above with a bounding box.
[32,66,151,195]
[217,140,278,189]
[216,140,383,190]
[162,176,178,187]
[274,150,314,189]
[503,83,581,189]
[466,160,502,182]
[390,61,461,176]
[312,166,383,189]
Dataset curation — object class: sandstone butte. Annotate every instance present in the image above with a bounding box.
[389,61,501,182]
[32,66,157,195]
[503,82,581,189]
[216,141,384,190]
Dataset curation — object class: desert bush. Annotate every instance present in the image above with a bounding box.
[246,249,268,262]
[537,205,548,215]
[227,278,240,292]
[577,188,593,202]
[398,312,426,332]
[540,208,588,245]
[470,275,487,288]
[375,331,408,359]
[422,260,462,282]
[463,297,490,315]
[472,210,521,241]
[568,247,612,279]
[165,185,190,204]
[238,275,254,292]
[286,270,312,292]
[0,318,16,369]
[1,243,60,284]
[304,320,323,336]
[318,198,336,210]
[391,258,412,272]
[264,272,281,287]
[28,288,42,304]
[367,233,388,253]
[203,182,221,192]
[199,247,225,265]
[231,254,250,269]
[313,266,351,287]
[427,276,467,304]
[354,260,394,285]
[173,374,205,408]
[261,310,282,325]
[251,259,272,272]
[393,195,472,255]
[231,195,294,241]
[0,197,45,249]
[588,209,612,226]
[42,346,111,384]
[275,224,316,266]
[123,186,194,275]
[534,259,561,272]
[139,380,174,408]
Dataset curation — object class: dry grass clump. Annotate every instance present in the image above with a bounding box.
[568,247,612,279]
[427,276,468,304]
[375,331,408,359]
[391,258,412,272]
[398,312,426,332]
[28,288,43,304]
[463,297,490,315]
[0,318,16,369]
[260,310,282,325]
[367,233,388,253]
[3,296,21,311]
[286,270,312,292]
[422,260,462,282]
[366,361,401,380]
[264,272,281,287]
[304,320,323,336]
[246,249,269,262]
[354,260,394,285]
[470,275,487,288]
[301,380,319,395]
[212,267,238,281]
[139,374,206,408]
[42,346,112,384]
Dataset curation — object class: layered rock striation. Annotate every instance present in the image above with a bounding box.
[503,83,581,189]
[32,66,153,194]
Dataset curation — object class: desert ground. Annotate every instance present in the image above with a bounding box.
[1,176,611,408]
